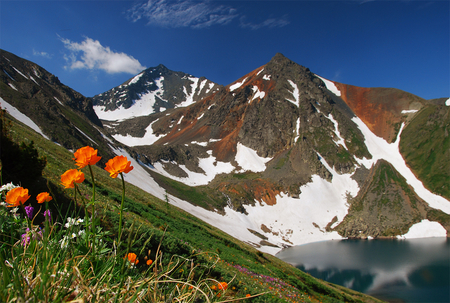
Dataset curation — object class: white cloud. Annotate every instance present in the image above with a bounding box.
[127,0,289,30]
[127,0,238,28]
[239,15,290,30]
[61,37,146,74]
[33,49,52,59]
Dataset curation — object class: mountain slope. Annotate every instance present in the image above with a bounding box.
[0,49,115,162]
[92,53,449,253]
[1,49,449,256]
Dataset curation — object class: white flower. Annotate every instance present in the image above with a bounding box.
[10,207,19,214]
[60,236,69,248]
[78,230,85,236]
[0,182,18,193]
[75,218,84,225]
[70,233,77,239]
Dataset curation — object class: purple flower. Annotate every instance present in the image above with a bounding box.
[24,206,34,220]
[43,209,51,221]
[21,227,43,246]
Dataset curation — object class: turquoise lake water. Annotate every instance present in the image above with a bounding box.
[276,238,450,302]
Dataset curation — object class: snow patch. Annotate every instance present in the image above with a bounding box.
[128,72,144,85]
[401,109,418,114]
[445,98,450,106]
[8,83,18,91]
[294,117,300,143]
[178,77,200,108]
[263,75,271,81]
[0,97,49,140]
[73,125,97,145]
[230,77,247,91]
[286,80,299,107]
[398,220,447,239]
[316,75,341,97]
[243,155,359,248]
[250,86,265,103]
[326,114,347,150]
[54,97,64,106]
[12,66,28,79]
[94,77,165,121]
[235,143,272,173]
[152,155,234,186]
[112,120,161,146]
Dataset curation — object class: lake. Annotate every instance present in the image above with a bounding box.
[276,238,450,302]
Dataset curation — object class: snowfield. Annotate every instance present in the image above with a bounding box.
[94,77,165,121]
[0,97,49,140]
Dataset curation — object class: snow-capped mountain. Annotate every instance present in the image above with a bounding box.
[1,49,449,255]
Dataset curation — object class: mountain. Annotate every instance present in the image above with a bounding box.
[1,49,449,256]
[0,49,116,162]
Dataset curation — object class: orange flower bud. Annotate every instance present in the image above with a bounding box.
[5,187,30,207]
[146,259,153,266]
[73,146,101,169]
[36,192,52,204]
[125,252,138,264]
[217,282,228,290]
[105,155,133,178]
[61,169,85,189]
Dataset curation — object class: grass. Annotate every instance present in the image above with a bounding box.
[399,104,450,200]
[0,112,384,303]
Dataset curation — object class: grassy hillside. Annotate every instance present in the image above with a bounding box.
[400,104,450,200]
[0,112,384,302]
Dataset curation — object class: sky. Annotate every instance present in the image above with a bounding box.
[0,0,448,100]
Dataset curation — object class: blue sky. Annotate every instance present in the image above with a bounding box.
[1,0,448,100]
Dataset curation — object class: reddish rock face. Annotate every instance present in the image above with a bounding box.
[218,179,281,206]
[335,83,425,143]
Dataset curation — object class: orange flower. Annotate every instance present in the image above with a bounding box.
[146,259,153,266]
[5,187,30,207]
[104,155,133,178]
[217,282,228,290]
[211,285,217,290]
[125,253,139,264]
[61,169,85,189]
[36,192,52,204]
[246,294,251,298]
[73,146,101,169]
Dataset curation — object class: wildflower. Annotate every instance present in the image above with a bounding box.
[246,294,251,298]
[24,205,34,220]
[43,209,51,220]
[78,230,85,236]
[0,182,18,193]
[217,282,228,290]
[36,192,52,204]
[60,236,69,248]
[73,146,101,169]
[21,227,43,246]
[61,169,85,188]
[5,187,30,207]
[125,252,139,265]
[104,155,133,178]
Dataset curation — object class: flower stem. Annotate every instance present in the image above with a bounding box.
[88,164,96,238]
[118,172,125,246]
